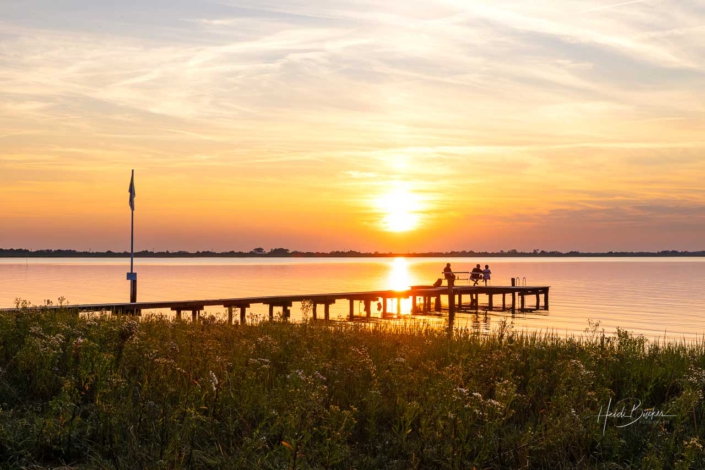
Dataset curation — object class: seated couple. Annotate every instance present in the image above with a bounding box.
[470,264,492,286]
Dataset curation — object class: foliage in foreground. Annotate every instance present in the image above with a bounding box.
[0,309,704,469]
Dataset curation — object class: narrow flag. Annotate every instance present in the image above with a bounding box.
[128,170,136,210]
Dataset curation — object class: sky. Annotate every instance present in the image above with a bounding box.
[1,0,705,253]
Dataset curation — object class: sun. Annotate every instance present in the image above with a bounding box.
[376,186,423,232]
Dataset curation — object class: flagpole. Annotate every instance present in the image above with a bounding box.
[130,173,134,275]
[127,169,137,307]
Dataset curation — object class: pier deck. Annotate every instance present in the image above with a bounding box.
[0,284,549,323]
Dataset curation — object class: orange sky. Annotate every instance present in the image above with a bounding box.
[2,0,705,252]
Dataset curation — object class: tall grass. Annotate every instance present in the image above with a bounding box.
[0,308,704,469]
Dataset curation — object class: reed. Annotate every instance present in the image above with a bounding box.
[0,307,703,469]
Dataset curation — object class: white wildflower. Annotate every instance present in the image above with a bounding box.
[209,371,219,392]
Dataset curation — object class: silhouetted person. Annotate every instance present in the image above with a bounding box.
[482,265,492,286]
[443,263,456,286]
[471,264,483,285]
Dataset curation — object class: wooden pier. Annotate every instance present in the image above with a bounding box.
[0,284,549,326]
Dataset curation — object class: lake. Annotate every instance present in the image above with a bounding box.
[2,257,704,340]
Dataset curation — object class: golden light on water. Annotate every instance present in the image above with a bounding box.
[388,257,412,291]
[375,185,423,232]
[387,257,414,314]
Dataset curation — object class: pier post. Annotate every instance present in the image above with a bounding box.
[536,292,540,310]
[283,305,291,320]
[324,303,331,321]
[365,299,371,318]
[544,288,550,310]
[488,294,493,311]
[192,309,198,322]
[240,306,247,324]
[435,294,441,312]
[511,292,516,314]
[312,303,318,320]
[227,306,233,325]
[130,278,137,303]
[502,293,506,311]
[269,304,274,321]
[383,298,388,315]
[447,283,455,336]
[349,299,355,321]
[458,293,462,309]
[520,294,525,312]
[396,297,401,316]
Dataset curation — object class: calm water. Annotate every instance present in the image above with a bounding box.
[2,257,705,340]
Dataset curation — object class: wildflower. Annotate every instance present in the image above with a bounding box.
[486,399,502,409]
[313,371,327,382]
[209,371,219,392]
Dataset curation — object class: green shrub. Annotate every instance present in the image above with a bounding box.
[0,309,703,469]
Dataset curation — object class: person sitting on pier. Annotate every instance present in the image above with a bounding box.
[443,263,456,286]
[470,264,483,285]
[482,265,492,286]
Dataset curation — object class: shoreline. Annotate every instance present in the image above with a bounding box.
[3,252,705,259]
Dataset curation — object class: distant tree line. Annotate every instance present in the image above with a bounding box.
[1,248,704,258]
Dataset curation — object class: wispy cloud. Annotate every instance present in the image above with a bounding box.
[1,0,705,250]
[580,0,650,14]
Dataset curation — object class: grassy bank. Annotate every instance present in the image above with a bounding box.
[0,309,704,469]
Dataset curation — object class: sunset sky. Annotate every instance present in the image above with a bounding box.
[1,0,705,253]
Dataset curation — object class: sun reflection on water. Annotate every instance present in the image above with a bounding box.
[388,257,411,291]
[387,258,414,314]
